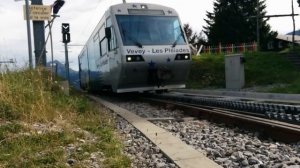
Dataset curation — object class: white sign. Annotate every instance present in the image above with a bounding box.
[125,48,190,55]
[23,5,51,21]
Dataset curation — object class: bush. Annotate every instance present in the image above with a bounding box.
[187,52,300,93]
[187,53,225,88]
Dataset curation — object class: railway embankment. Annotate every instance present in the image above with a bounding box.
[0,68,130,167]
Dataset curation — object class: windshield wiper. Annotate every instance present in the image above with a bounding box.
[172,28,185,48]
[121,26,143,48]
[132,39,143,48]
[172,34,181,48]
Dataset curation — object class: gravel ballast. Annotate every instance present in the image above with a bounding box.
[114,100,300,168]
[116,116,179,168]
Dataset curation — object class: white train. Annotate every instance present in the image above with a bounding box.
[78,3,191,93]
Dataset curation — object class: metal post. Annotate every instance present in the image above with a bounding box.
[49,19,54,79]
[64,43,70,84]
[292,0,296,50]
[25,0,33,69]
[122,0,126,3]
[256,0,260,51]
[32,0,47,66]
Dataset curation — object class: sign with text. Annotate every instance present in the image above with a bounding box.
[23,5,51,21]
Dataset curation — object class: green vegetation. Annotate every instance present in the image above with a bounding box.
[279,46,300,54]
[244,52,299,87]
[187,52,300,93]
[203,0,277,50]
[187,53,225,89]
[0,68,130,167]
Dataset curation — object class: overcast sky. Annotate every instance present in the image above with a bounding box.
[0,0,299,70]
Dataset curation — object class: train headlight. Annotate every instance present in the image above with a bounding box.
[175,54,190,61]
[126,55,145,62]
[141,5,148,9]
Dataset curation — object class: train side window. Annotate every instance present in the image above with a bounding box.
[106,17,117,51]
[99,24,107,56]
[99,24,106,39]
[100,39,107,56]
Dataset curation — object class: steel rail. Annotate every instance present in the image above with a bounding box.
[142,97,300,143]
[149,93,300,125]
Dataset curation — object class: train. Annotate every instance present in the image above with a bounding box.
[78,2,191,93]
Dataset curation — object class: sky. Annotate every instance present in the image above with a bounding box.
[0,0,299,70]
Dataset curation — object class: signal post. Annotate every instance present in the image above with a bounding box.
[62,23,71,84]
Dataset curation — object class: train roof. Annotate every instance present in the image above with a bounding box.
[109,3,179,16]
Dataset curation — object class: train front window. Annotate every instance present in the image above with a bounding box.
[116,15,186,46]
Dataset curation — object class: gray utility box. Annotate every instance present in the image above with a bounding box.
[225,54,245,90]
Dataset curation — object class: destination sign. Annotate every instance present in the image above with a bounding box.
[126,48,190,55]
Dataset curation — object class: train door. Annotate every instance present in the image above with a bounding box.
[106,17,118,66]
[97,24,110,75]
[79,50,89,90]
[106,16,119,89]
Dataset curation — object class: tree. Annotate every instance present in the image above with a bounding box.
[183,23,207,49]
[203,0,277,50]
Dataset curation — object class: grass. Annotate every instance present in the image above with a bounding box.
[0,131,67,167]
[244,52,299,86]
[0,68,130,167]
[187,53,225,89]
[279,45,300,54]
[268,78,300,94]
[187,52,300,93]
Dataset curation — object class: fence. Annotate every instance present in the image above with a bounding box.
[202,42,257,54]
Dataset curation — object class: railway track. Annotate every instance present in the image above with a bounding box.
[141,97,300,143]
[90,92,300,168]
[90,95,221,168]
[148,93,300,125]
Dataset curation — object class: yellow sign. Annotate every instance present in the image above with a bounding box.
[23,5,51,21]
